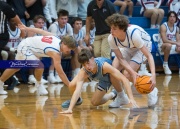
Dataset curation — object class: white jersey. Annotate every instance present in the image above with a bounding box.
[73,29,84,43]
[48,21,73,39]
[18,36,61,58]
[168,0,179,11]
[173,2,180,20]
[29,25,47,36]
[139,0,162,14]
[159,22,177,45]
[6,26,21,49]
[108,24,151,50]
[81,25,96,44]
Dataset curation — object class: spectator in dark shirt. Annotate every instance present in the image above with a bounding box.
[84,0,116,59]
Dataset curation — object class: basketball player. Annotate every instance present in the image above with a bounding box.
[60,49,138,114]
[0,24,76,95]
[48,9,80,82]
[159,11,180,75]
[105,14,158,108]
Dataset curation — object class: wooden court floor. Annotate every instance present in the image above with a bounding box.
[0,74,180,129]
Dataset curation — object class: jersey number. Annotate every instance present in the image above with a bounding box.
[41,36,53,44]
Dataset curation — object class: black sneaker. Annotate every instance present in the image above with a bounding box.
[61,97,83,108]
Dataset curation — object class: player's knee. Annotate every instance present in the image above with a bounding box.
[91,99,100,106]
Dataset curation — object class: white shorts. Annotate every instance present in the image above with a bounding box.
[15,40,39,60]
[119,42,152,64]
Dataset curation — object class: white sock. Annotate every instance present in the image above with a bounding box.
[118,90,125,97]
[0,80,4,86]
[151,25,155,28]
[140,64,146,71]
[49,70,54,76]
[55,71,58,76]
[29,75,34,78]
[35,81,41,87]
[163,62,168,66]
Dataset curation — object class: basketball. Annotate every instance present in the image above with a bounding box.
[135,75,154,94]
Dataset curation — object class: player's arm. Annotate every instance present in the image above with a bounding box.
[113,48,138,84]
[46,51,70,86]
[60,69,88,114]
[103,62,138,107]
[18,24,54,36]
[160,25,178,45]
[140,46,156,87]
[84,16,92,46]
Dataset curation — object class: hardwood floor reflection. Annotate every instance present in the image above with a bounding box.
[0,74,180,129]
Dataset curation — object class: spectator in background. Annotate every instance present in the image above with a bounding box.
[0,1,25,94]
[56,0,83,25]
[48,9,81,82]
[113,0,134,17]
[43,0,57,28]
[7,0,30,25]
[168,0,180,28]
[138,0,164,28]
[78,0,92,25]
[25,0,46,26]
[84,0,116,59]
[159,11,180,75]
[82,19,96,47]
[26,15,48,85]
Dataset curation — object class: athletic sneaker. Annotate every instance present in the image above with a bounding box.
[163,65,172,75]
[148,87,158,107]
[55,75,62,83]
[109,90,129,108]
[7,76,18,90]
[0,82,7,95]
[29,86,37,94]
[61,97,83,108]
[47,75,58,84]
[41,77,48,85]
[36,84,48,96]
[28,75,36,84]
[138,69,152,76]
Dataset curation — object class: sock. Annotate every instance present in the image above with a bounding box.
[55,71,58,76]
[163,62,168,66]
[151,25,155,28]
[49,70,54,76]
[118,90,125,97]
[0,80,4,86]
[35,81,41,87]
[29,75,34,78]
[140,64,146,71]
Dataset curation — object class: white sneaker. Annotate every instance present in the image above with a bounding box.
[0,85,7,95]
[138,69,152,76]
[13,87,20,93]
[36,96,48,110]
[55,75,62,83]
[28,75,36,85]
[47,75,58,84]
[148,87,158,107]
[41,77,48,85]
[36,84,48,96]
[109,91,129,108]
[163,65,172,75]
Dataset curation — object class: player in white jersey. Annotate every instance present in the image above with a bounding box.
[105,14,158,108]
[159,11,180,75]
[82,19,96,46]
[27,15,48,85]
[168,0,180,28]
[48,9,79,83]
[0,25,77,95]
[138,0,164,28]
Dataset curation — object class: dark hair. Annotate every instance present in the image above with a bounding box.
[71,17,82,27]
[167,11,178,22]
[105,13,129,32]
[78,49,94,64]
[33,15,46,23]
[57,9,69,18]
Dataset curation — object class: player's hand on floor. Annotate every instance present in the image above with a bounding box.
[129,99,139,108]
